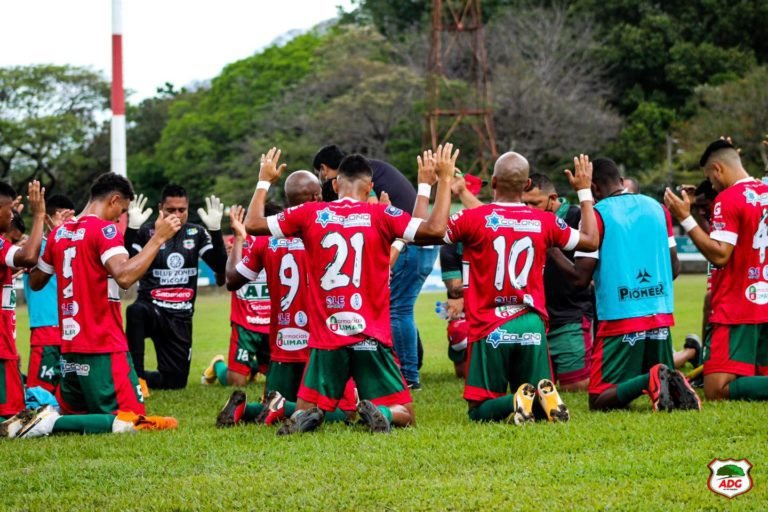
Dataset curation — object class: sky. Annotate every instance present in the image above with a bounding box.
[2,0,353,101]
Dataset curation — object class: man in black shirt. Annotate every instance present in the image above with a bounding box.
[313,145,438,389]
[523,173,594,391]
[125,185,227,390]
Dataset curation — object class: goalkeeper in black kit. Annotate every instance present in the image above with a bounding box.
[125,184,227,391]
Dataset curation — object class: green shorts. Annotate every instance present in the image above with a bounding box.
[298,340,411,411]
[59,352,145,415]
[27,345,62,392]
[227,325,270,377]
[464,312,552,402]
[704,323,768,376]
[548,318,593,385]
[266,361,305,402]
[588,328,674,395]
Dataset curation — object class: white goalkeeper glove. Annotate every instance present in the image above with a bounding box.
[197,195,224,231]
[127,194,153,230]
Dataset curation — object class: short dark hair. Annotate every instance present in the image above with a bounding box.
[699,139,736,167]
[695,179,718,201]
[591,157,622,188]
[528,173,555,194]
[0,181,17,202]
[264,202,284,217]
[160,184,188,203]
[46,194,75,216]
[89,173,134,201]
[313,145,346,172]
[338,154,373,181]
[10,210,25,234]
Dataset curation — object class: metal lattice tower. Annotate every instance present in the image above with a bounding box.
[425,0,498,178]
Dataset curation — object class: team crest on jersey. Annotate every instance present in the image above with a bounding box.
[315,208,371,228]
[555,217,568,230]
[167,252,185,269]
[485,212,541,233]
[295,310,308,327]
[486,328,541,348]
[186,227,198,235]
[183,239,195,250]
[102,225,117,239]
[384,206,403,217]
[743,188,768,206]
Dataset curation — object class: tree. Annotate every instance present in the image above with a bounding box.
[0,64,109,192]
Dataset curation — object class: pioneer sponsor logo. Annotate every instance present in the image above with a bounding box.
[619,269,666,301]
[326,312,366,335]
[276,328,309,351]
[151,288,194,303]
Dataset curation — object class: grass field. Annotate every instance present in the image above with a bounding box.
[1,274,764,510]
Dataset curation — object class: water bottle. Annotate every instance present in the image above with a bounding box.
[435,301,449,320]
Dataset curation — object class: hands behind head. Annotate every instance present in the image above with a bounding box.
[259,147,287,184]
[564,154,593,191]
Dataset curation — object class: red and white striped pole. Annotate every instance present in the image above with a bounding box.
[111,0,127,177]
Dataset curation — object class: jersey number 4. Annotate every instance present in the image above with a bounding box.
[753,209,768,264]
[492,236,534,290]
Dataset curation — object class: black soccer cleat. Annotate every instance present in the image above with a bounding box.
[667,368,702,411]
[275,407,324,436]
[216,390,247,428]
[648,364,675,412]
[356,400,391,433]
[684,334,703,368]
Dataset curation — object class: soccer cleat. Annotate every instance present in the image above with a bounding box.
[275,408,324,436]
[138,378,150,399]
[201,355,225,385]
[667,368,702,411]
[16,405,61,439]
[684,334,703,368]
[357,400,391,433]
[115,410,178,431]
[647,364,675,412]
[0,409,34,438]
[510,383,536,425]
[537,379,570,422]
[253,391,286,426]
[216,390,247,428]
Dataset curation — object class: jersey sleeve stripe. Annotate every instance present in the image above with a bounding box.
[710,230,738,246]
[36,256,54,275]
[267,215,284,238]
[575,249,599,259]
[198,243,213,257]
[5,245,19,268]
[563,228,580,252]
[100,246,129,265]
[402,218,423,243]
[131,243,143,252]
[668,236,677,248]
[235,261,259,281]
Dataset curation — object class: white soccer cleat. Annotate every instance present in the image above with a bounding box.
[17,405,61,439]
[0,409,35,438]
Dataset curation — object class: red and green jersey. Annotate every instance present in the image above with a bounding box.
[445,202,579,344]
[267,198,421,349]
[39,216,129,354]
[0,237,20,360]
[229,236,271,334]
[709,179,768,324]
[238,236,309,363]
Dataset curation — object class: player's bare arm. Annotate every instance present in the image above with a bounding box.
[225,205,253,291]
[664,187,735,267]
[105,211,182,288]
[244,147,287,236]
[413,143,459,243]
[13,181,46,268]
[565,154,599,252]
[451,172,483,209]
[412,149,437,219]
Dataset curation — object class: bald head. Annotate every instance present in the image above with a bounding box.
[492,152,530,195]
[284,170,321,207]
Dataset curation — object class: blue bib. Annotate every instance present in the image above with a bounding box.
[593,195,674,321]
[23,239,59,328]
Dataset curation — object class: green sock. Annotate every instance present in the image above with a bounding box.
[468,395,514,422]
[616,373,650,405]
[284,401,296,417]
[376,406,393,423]
[53,415,116,434]
[214,361,228,386]
[729,376,768,400]
[242,403,263,422]
[0,416,6,422]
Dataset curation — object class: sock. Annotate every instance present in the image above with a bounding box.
[214,361,228,386]
[616,373,650,405]
[0,416,6,422]
[468,395,514,422]
[242,403,263,422]
[729,376,768,400]
[323,408,348,423]
[53,415,116,434]
[376,406,393,423]
[284,401,296,417]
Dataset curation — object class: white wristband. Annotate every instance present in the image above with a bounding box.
[392,240,406,252]
[577,189,594,203]
[256,181,271,191]
[680,216,698,233]
[417,183,432,198]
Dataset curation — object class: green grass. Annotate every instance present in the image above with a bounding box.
[1,274,765,510]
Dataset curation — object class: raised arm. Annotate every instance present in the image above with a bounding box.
[13,181,46,268]
[225,205,253,291]
[245,147,287,236]
[412,150,437,220]
[565,154,599,252]
[413,143,459,243]
[105,212,181,289]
